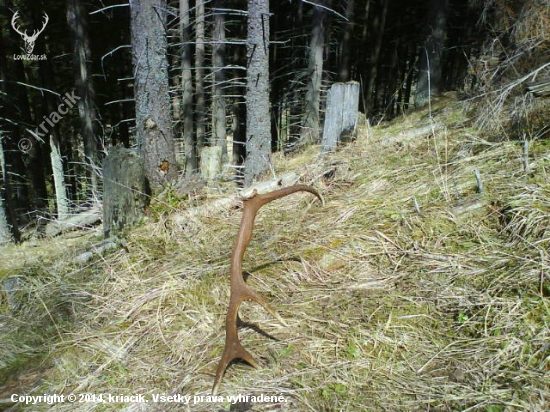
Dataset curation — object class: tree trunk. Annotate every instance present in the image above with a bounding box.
[38,51,70,221]
[0,135,15,245]
[232,99,246,183]
[67,0,99,197]
[103,147,148,238]
[403,43,415,110]
[386,39,399,118]
[415,0,449,108]
[300,4,325,144]
[195,0,206,153]
[0,192,11,246]
[212,0,228,163]
[366,0,388,116]
[231,40,247,182]
[130,0,177,192]
[338,0,354,82]
[180,0,197,176]
[50,134,70,220]
[244,0,271,186]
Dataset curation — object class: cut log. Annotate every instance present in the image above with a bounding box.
[103,147,149,238]
[321,81,360,152]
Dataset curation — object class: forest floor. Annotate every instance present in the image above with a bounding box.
[1,93,549,411]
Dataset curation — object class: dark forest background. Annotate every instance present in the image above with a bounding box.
[0,0,548,243]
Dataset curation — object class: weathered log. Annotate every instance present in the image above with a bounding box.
[45,207,101,238]
[74,237,128,263]
[103,147,149,238]
[171,172,303,226]
[321,81,360,151]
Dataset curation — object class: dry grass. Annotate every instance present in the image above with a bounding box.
[466,0,550,141]
[1,95,549,411]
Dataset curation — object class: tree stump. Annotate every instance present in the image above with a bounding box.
[200,145,223,181]
[321,81,360,152]
[103,147,149,238]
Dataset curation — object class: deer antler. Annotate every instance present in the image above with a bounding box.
[212,184,323,395]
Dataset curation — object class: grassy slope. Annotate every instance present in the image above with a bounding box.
[1,95,549,411]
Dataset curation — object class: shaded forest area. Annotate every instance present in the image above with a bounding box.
[0,0,549,244]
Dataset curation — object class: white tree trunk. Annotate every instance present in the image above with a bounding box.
[50,134,70,220]
[0,137,13,245]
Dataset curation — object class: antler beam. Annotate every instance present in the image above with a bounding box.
[212,184,322,395]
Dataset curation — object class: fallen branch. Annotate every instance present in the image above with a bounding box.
[171,172,303,226]
[74,237,127,264]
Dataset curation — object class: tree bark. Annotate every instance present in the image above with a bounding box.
[38,49,70,221]
[321,82,360,152]
[300,4,325,145]
[338,0,354,83]
[0,135,15,245]
[212,0,228,163]
[130,0,177,192]
[180,0,197,176]
[67,0,99,197]
[195,0,206,154]
[244,0,271,186]
[0,193,11,246]
[102,147,148,238]
[366,0,388,116]
[231,32,247,180]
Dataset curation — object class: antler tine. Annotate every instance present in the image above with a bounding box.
[30,13,49,40]
[11,12,26,37]
[212,184,322,395]
[40,13,49,31]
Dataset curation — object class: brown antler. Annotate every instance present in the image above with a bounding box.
[212,184,323,395]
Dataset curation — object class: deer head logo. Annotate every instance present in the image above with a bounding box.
[11,11,49,55]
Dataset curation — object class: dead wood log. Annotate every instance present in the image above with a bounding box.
[45,207,102,238]
[171,172,303,226]
[73,237,128,263]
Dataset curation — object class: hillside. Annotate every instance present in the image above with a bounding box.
[1,95,549,411]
